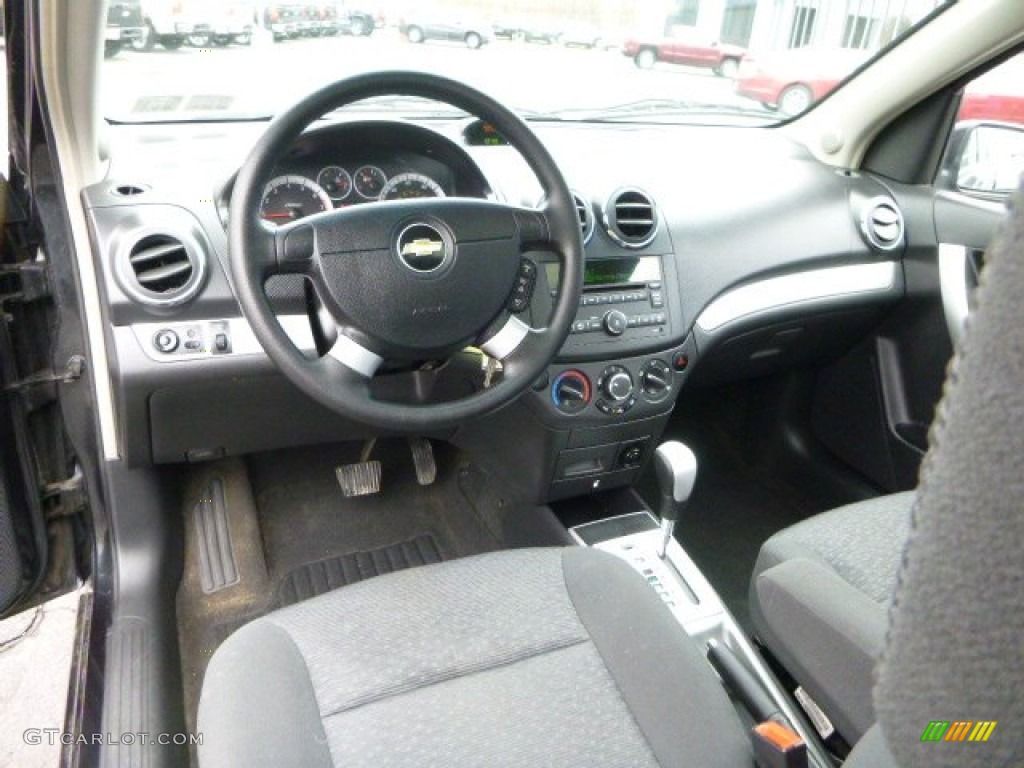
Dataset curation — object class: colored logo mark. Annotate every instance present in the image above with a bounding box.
[921,721,997,742]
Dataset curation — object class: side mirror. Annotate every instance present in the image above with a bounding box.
[940,121,1024,197]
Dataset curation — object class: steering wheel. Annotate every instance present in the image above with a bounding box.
[229,72,583,431]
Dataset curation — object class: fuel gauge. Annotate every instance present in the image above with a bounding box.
[354,165,388,200]
[316,165,353,202]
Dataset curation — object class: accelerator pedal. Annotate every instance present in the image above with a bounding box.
[408,437,437,486]
[335,439,381,497]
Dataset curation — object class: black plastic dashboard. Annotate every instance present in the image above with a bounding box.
[85,113,910,497]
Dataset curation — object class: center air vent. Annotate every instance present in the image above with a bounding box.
[117,231,206,307]
[860,197,905,252]
[572,191,595,244]
[603,188,658,249]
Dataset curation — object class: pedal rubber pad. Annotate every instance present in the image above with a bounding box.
[408,438,437,486]
[335,460,382,497]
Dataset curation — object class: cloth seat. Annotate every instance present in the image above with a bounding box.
[198,546,753,768]
[748,492,914,743]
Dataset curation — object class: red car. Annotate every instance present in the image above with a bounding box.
[735,48,869,116]
[623,30,746,77]
[737,47,1024,122]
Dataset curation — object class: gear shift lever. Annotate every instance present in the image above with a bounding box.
[653,441,698,558]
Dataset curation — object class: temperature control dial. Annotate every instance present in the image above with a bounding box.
[551,370,591,414]
[640,359,673,402]
[596,365,637,415]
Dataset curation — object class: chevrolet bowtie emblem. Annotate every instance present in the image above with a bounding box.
[401,238,444,258]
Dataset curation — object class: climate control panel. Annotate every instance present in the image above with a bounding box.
[541,337,697,424]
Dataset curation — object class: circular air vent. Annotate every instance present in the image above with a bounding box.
[572,191,595,244]
[860,197,905,252]
[116,231,206,307]
[603,187,658,249]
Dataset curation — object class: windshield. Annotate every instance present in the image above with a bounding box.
[101,0,951,124]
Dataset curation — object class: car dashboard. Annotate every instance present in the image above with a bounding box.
[85,113,908,502]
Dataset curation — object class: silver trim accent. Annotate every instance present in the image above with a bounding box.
[480,316,531,360]
[114,227,207,308]
[938,242,972,347]
[859,197,905,252]
[696,262,898,333]
[131,315,316,362]
[327,334,383,378]
[601,187,659,249]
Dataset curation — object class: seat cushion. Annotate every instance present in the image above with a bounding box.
[749,492,913,742]
[199,547,752,768]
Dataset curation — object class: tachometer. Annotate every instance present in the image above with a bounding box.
[260,175,332,225]
[353,165,388,199]
[316,166,353,201]
[379,173,445,201]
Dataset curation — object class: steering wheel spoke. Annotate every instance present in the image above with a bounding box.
[271,221,318,275]
[326,332,384,379]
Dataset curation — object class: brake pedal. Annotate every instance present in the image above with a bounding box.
[408,437,437,486]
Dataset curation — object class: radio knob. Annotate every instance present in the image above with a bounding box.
[603,309,628,336]
[600,366,634,403]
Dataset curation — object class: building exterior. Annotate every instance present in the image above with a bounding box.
[671,0,944,52]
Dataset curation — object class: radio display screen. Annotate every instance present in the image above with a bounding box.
[544,256,660,291]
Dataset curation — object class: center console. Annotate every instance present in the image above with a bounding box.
[570,505,832,768]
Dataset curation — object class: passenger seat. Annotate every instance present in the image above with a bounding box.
[749,492,914,743]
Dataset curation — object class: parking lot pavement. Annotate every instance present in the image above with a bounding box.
[101,31,760,121]
[0,590,82,768]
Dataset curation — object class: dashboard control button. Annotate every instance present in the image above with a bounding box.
[596,365,635,416]
[551,370,591,414]
[603,309,628,336]
[650,291,664,308]
[640,359,672,402]
[672,354,690,372]
[184,340,202,351]
[214,333,230,353]
[153,329,179,354]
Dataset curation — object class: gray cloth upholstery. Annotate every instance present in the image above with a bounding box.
[199,547,752,768]
[874,181,1024,766]
[749,492,913,742]
[843,724,899,768]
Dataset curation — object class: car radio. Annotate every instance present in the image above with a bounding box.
[545,255,671,348]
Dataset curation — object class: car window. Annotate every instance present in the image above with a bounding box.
[100,0,954,126]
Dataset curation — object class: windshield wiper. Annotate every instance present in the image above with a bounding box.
[532,98,775,123]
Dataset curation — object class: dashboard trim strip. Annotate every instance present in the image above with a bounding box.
[937,243,971,347]
[130,315,316,362]
[695,262,899,333]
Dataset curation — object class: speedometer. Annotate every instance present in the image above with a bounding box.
[260,175,332,225]
[379,173,445,201]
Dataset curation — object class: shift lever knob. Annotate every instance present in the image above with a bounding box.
[653,441,698,558]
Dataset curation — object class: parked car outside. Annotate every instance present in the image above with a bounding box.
[262,2,303,40]
[560,24,613,49]
[337,7,377,37]
[133,0,215,50]
[104,0,146,58]
[622,29,745,76]
[206,0,254,47]
[399,15,492,49]
[737,46,1024,121]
